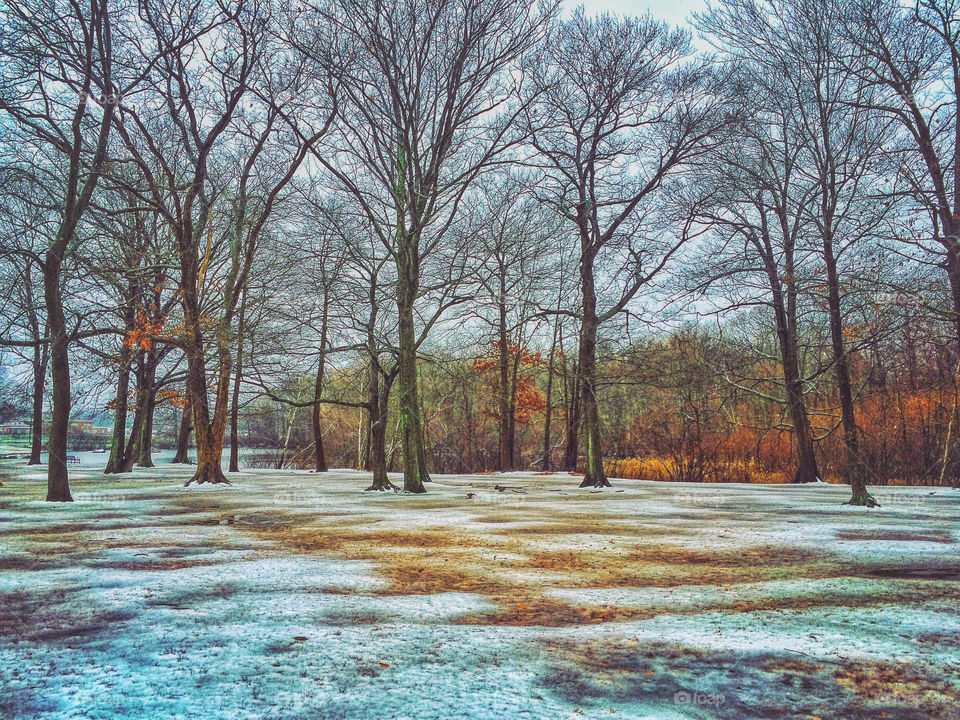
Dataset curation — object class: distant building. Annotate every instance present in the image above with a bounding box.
[0,423,31,438]
[39,420,113,436]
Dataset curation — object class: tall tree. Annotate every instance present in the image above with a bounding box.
[302,0,555,492]
[702,0,890,505]
[115,0,337,485]
[468,175,559,471]
[527,10,735,487]
[0,0,122,500]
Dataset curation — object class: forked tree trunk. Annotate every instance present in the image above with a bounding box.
[183,344,229,485]
[180,233,230,486]
[120,390,144,474]
[119,351,156,472]
[37,11,114,501]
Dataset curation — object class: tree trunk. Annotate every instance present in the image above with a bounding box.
[173,399,193,464]
[577,252,610,488]
[562,359,581,472]
[758,226,821,484]
[497,294,513,472]
[229,288,247,473]
[138,382,156,468]
[180,234,229,486]
[359,387,370,470]
[183,335,229,485]
[786,375,821,484]
[104,356,131,474]
[42,250,72,502]
[312,289,330,472]
[22,263,47,466]
[943,244,960,487]
[28,338,48,466]
[366,367,397,491]
[541,315,560,472]
[117,351,155,472]
[508,347,521,470]
[823,236,877,507]
[119,374,145,473]
[776,306,820,485]
[396,229,428,493]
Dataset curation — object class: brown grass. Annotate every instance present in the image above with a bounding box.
[835,660,960,719]
[90,558,219,571]
[836,529,955,543]
[249,514,960,626]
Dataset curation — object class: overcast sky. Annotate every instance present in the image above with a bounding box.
[569,0,707,28]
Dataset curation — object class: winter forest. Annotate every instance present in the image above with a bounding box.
[1,0,959,718]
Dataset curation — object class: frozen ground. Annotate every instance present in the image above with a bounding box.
[1,463,958,720]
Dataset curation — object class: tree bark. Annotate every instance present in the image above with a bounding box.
[119,358,146,473]
[772,297,820,485]
[104,355,131,474]
[497,290,513,471]
[562,358,581,472]
[42,249,72,502]
[28,336,48,466]
[541,314,560,472]
[173,399,193,463]
[312,289,329,472]
[577,250,610,488]
[757,212,821,484]
[23,263,47,466]
[229,288,247,473]
[137,381,156,468]
[366,365,397,491]
[396,223,428,493]
[822,232,877,507]
[180,230,230,486]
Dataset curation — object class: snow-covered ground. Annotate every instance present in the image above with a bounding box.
[1,464,958,719]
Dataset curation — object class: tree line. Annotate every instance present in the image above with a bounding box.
[0,0,957,508]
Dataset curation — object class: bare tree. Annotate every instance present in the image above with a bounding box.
[114,0,337,485]
[467,174,560,471]
[298,0,555,492]
[526,10,735,487]
[0,0,123,500]
[700,0,894,506]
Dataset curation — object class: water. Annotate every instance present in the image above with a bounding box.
[18,449,231,470]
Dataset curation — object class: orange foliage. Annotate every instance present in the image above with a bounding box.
[124,311,164,352]
[157,387,189,408]
[472,341,546,424]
